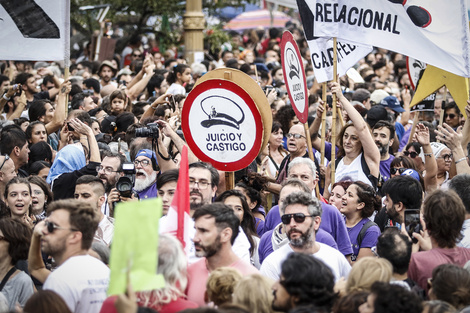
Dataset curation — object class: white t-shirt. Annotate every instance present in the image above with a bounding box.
[260,242,351,282]
[335,153,372,187]
[43,255,110,313]
[166,83,186,96]
[94,215,114,247]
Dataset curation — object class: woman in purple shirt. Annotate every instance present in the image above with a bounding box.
[340,181,381,263]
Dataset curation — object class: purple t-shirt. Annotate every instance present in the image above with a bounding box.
[258,227,339,264]
[264,203,353,256]
[347,217,381,260]
[380,155,395,182]
[255,217,265,236]
[136,182,157,200]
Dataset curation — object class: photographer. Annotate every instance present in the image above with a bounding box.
[0,83,27,121]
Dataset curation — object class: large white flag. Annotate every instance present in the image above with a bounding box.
[296,0,372,83]
[0,0,70,62]
[311,0,470,77]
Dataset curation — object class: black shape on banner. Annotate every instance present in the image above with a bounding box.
[200,95,245,130]
[286,47,300,80]
[296,0,317,41]
[0,0,60,39]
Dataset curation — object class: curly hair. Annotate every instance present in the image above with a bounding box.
[352,181,382,218]
[0,218,32,265]
[206,267,242,307]
[274,105,296,135]
[423,190,465,248]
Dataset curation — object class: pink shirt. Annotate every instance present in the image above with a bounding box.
[186,257,258,306]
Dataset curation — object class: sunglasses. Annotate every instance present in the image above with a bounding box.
[444,113,457,119]
[0,154,9,171]
[286,133,305,139]
[403,151,419,158]
[45,221,78,234]
[281,213,315,224]
[391,167,407,175]
[437,153,453,161]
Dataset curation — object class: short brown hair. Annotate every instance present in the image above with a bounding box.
[47,199,99,250]
[423,190,465,248]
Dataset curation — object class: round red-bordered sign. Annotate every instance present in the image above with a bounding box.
[182,79,263,172]
[281,31,309,124]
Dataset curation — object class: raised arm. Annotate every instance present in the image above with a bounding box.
[414,124,438,192]
[330,82,380,178]
[139,93,171,123]
[28,221,51,283]
[45,80,71,134]
[437,123,470,175]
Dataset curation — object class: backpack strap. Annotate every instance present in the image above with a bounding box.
[0,267,17,292]
[357,220,377,248]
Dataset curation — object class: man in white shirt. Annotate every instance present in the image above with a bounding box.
[30,199,110,313]
[260,191,350,281]
[75,175,114,246]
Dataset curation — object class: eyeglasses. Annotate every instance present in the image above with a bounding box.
[437,153,453,161]
[189,179,210,190]
[444,113,457,119]
[45,221,78,234]
[134,159,151,168]
[281,213,315,224]
[0,155,9,171]
[286,133,305,139]
[96,165,121,174]
[132,54,142,58]
[390,167,407,175]
[403,151,419,158]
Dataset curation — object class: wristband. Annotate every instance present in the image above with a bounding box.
[423,153,432,157]
[2,94,10,101]
[150,106,157,110]
[455,157,467,164]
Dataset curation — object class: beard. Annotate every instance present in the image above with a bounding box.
[41,237,67,258]
[287,222,314,248]
[194,234,221,258]
[376,142,390,156]
[134,171,157,192]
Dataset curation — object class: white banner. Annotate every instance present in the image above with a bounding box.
[0,0,70,62]
[311,0,470,77]
[296,0,372,83]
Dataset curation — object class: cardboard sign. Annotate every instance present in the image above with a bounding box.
[280,31,309,124]
[410,93,436,112]
[182,78,264,171]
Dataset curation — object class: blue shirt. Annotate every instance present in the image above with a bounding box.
[136,182,157,200]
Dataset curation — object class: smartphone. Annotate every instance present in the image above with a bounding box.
[404,209,422,244]
[67,122,74,132]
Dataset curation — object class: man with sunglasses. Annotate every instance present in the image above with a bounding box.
[260,191,350,281]
[28,199,110,313]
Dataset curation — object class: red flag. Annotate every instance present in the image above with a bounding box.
[162,146,192,254]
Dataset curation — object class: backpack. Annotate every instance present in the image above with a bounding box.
[335,154,381,191]
[351,220,378,262]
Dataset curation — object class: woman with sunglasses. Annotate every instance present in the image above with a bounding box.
[403,123,438,192]
[340,181,381,263]
[430,142,453,189]
[323,83,381,199]
[2,177,34,228]
[216,190,260,268]
[0,218,34,311]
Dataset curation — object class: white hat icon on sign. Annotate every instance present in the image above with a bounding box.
[200,95,245,130]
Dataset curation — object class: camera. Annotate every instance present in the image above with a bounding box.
[135,122,159,139]
[262,85,285,98]
[116,162,135,198]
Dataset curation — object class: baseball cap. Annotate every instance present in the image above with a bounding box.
[380,96,405,113]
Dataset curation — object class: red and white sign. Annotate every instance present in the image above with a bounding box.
[281,31,309,124]
[182,79,263,172]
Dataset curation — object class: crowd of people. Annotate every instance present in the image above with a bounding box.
[0,17,470,313]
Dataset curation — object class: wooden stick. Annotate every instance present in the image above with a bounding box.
[407,113,420,145]
[320,83,327,189]
[304,123,320,198]
[225,171,234,191]
[254,64,260,85]
[337,108,345,128]
[64,66,70,115]
[437,89,447,143]
[330,38,338,185]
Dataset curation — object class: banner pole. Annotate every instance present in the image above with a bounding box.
[331,37,338,186]
[437,88,447,143]
[304,122,320,198]
[320,83,327,189]
[225,171,234,191]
